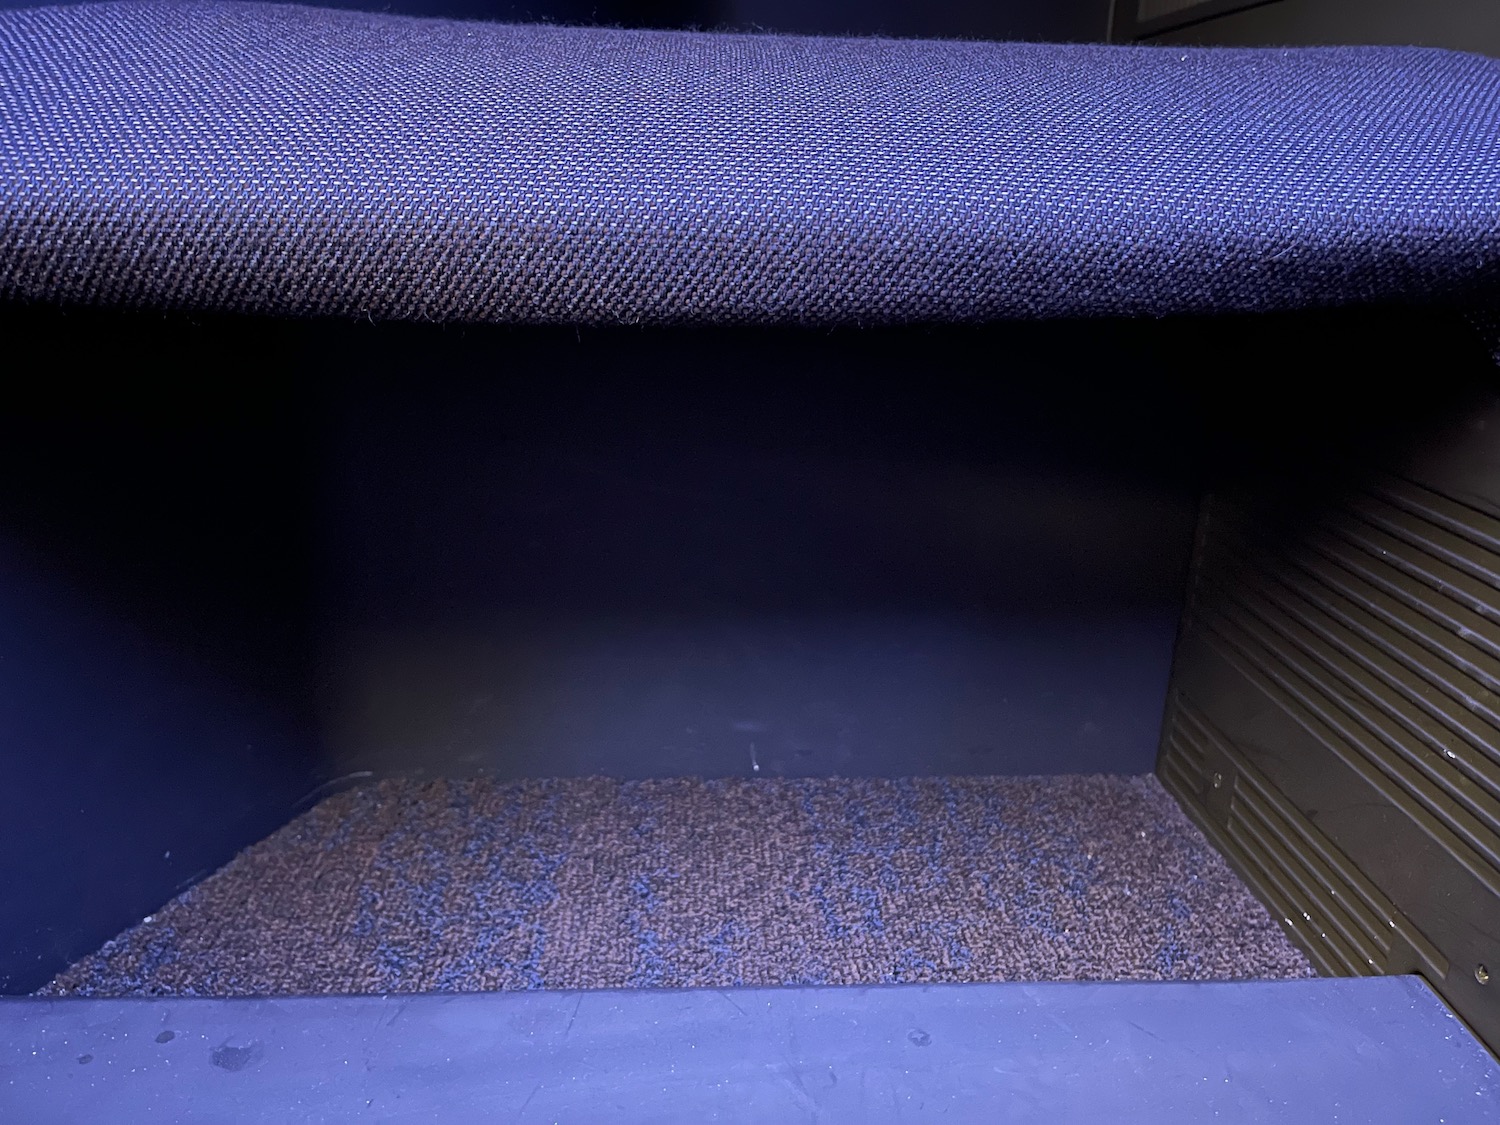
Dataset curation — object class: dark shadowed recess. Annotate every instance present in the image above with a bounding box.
[0,299,1491,994]
[0,0,1114,44]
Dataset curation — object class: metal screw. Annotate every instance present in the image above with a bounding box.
[1211,772,1224,790]
[1476,964,1491,985]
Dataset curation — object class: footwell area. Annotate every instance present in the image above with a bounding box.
[42,775,1313,997]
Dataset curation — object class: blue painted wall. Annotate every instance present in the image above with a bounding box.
[313,325,1198,781]
[0,344,329,993]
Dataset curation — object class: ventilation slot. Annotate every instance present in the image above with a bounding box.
[1125,0,1289,36]
[1136,0,1212,19]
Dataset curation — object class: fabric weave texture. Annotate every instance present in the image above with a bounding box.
[1,0,1497,326]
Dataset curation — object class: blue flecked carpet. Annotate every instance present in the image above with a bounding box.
[41,774,1314,996]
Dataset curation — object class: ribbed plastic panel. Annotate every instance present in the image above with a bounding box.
[1160,693,1445,980]
[1160,406,1500,1052]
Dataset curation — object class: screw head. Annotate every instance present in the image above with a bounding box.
[1476,964,1491,985]
[1211,772,1224,790]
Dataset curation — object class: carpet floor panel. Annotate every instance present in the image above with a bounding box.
[41,774,1314,996]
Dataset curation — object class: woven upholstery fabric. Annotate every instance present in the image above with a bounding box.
[1,1,1497,327]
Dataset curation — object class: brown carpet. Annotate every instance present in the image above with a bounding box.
[41,774,1315,997]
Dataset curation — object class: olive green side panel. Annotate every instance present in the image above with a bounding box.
[1159,692,1444,980]
[1160,400,1500,1052]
